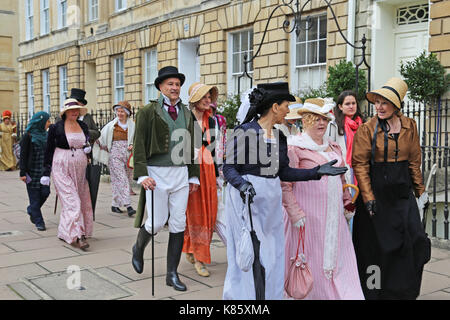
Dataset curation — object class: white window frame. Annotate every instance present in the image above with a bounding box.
[58,0,67,29]
[115,0,127,12]
[144,48,158,103]
[27,73,35,117]
[40,0,50,35]
[227,29,254,95]
[59,65,68,109]
[290,13,327,95]
[42,69,50,113]
[88,0,99,22]
[25,0,34,40]
[113,56,125,104]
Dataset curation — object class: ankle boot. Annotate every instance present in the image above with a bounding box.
[131,226,152,274]
[166,231,187,291]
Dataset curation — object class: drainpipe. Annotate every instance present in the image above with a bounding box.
[346,0,356,63]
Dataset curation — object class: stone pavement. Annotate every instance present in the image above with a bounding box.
[0,170,449,300]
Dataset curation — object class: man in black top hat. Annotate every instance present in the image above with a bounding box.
[69,88,101,145]
[131,66,200,292]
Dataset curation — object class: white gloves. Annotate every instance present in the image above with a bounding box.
[83,146,92,154]
[417,192,429,211]
[344,210,355,221]
[293,217,306,228]
[216,177,224,190]
[40,176,50,186]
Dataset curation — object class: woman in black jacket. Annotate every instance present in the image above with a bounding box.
[19,111,51,231]
[42,99,94,250]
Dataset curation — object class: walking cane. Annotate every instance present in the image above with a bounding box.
[151,189,155,297]
[423,163,437,230]
[54,195,58,215]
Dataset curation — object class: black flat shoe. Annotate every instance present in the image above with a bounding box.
[111,206,123,213]
[36,224,46,231]
[127,206,136,217]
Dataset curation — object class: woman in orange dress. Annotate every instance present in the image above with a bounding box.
[183,82,219,277]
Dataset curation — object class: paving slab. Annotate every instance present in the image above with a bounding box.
[38,249,132,273]
[123,274,210,300]
[7,282,43,300]
[0,263,50,285]
[0,284,22,300]
[420,270,450,296]
[0,246,80,268]
[24,268,134,300]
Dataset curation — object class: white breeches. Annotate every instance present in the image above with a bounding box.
[144,166,189,234]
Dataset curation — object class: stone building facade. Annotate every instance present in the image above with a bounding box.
[17,0,449,116]
[0,0,20,114]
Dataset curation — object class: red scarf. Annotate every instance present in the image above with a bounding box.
[344,115,362,167]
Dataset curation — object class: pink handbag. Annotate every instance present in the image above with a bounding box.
[285,226,313,299]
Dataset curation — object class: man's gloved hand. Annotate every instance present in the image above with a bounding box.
[40,176,50,186]
[365,200,376,217]
[317,160,348,177]
[239,181,256,204]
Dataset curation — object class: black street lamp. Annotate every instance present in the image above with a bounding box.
[238,0,371,101]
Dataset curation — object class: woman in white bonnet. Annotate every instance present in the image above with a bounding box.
[93,101,136,217]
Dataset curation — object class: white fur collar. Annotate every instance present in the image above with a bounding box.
[287,132,330,152]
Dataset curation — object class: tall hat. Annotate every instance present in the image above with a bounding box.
[366,77,408,109]
[69,88,88,105]
[113,100,132,116]
[60,98,88,117]
[285,97,303,120]
[297,98,335,120]
[188,82,219,104]
[2,110,12,120]
[154,66,186,91]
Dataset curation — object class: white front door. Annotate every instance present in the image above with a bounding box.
[394,28,428,79]
[178,38,200,104]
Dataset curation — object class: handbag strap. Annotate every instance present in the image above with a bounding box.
[295,226,305,258]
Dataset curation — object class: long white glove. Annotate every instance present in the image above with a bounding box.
[40,176,50,186]
[293,217,306,228]
[417,192,429,211]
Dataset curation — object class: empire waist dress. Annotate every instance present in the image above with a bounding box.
[52,132,94,244]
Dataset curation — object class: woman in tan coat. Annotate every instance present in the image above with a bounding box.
[352,78,431,300]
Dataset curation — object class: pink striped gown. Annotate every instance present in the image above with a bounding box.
[281,143,364,300]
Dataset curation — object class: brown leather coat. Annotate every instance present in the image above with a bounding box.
[352,113,425,203]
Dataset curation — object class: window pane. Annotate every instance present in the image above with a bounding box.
[232,53,240,73]
[233,34,240,52]
[307,41,318,64]
[241,31,248,51]
[319,16,327,39]
[297,43,306,66]
[319,40,326,63]
[309,16,318,40]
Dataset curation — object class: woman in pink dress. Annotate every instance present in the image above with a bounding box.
[281,98,364,300]
[42,98,94,250]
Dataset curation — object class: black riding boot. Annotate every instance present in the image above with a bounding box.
[131,226,152,274]
[166,231,187,291]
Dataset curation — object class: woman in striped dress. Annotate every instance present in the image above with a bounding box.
[281,98,364,300]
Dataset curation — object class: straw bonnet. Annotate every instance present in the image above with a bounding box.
[113,100,132,115]
[60,98,88,117]
[366,77,408,109]
[297,98,335,120]
[188,82,219,104]
[285,97,303,120]
[2,110,12,120]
